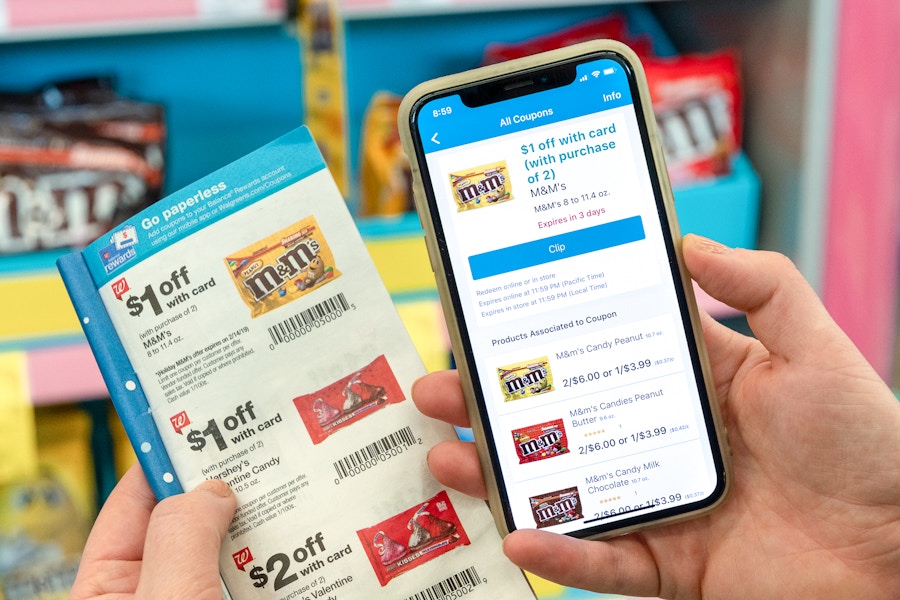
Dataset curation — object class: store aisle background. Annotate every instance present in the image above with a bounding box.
[0,1,897,599]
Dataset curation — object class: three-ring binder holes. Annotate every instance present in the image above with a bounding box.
[125,379,176,485]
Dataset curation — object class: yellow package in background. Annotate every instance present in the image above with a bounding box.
[0,402,95,600]
[108,405,137,479]
[299,0,350,197]
[0,353,38,486]
[359,92,413,216]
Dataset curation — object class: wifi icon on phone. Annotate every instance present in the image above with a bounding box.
[591,70,601,78]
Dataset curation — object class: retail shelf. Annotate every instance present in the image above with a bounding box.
[334,0,661,20]
[0,0,286,43]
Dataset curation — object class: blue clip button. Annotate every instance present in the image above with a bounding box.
[468,215,645,281]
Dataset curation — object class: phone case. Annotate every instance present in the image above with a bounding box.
[398,40,732,539]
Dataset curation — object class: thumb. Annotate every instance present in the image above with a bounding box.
[137,480,237,599]
[503,529,660,597]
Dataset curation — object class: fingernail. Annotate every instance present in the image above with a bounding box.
[196,479,233,498]
[693,235,731,254]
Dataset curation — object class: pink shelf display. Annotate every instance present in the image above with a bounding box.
[0,0,285,38]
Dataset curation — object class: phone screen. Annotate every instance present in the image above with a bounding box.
[408,50,728,537]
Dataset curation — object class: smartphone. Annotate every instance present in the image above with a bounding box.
[399,40,731,539]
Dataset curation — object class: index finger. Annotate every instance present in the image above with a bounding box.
[412,370,471,428]
[682,234,859,365]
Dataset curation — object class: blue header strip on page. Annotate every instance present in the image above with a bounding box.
[82,126,326,286]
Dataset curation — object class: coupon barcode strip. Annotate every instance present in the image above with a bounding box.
[406,567,483,600]
[267,292,349,346]
[334,426,416,480]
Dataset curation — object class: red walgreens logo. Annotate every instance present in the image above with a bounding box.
[233,547,253,571]
[111,277,130,300]
[170,411,190,434]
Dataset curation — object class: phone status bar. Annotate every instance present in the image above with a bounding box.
[419,59,632,153]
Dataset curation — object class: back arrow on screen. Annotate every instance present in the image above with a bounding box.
[431,133,440,144]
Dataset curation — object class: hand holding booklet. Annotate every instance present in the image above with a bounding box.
[58,126,535,599]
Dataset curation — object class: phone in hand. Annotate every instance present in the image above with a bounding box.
[399,40,732,539]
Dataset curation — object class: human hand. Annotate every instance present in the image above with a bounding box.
[413,234,900,599]
[70,464,236,600]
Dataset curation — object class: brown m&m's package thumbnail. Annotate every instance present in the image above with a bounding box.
[530,486,584,529]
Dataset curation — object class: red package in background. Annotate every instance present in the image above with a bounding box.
[357,490,470,586]
[482,15,657,65]
[0,77,165,253]
[479,15,743,187]
[643,51,743,186]
[293,354,405,445]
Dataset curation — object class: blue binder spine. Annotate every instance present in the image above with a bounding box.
[57,251,183,500]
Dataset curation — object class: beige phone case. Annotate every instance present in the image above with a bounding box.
[398,39,732,539]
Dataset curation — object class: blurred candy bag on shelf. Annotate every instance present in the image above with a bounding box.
[0,77,165,254]
[0,404,95,600]
[643,51,743,186]
[299,0,351,197]
[358,92,413,217]
[482,15,656,65]
[479,13,743,187]
[107,404,138,479]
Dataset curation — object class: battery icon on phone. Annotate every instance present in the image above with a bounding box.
[603,67,616,76]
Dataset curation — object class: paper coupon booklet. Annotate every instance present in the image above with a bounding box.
[57,127,534,599]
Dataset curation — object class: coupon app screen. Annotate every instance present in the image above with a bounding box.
[415,56,725,534]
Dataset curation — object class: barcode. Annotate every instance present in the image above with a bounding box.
[333,426,417,481]
[406,567,483,600]
[267,292,350,346]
